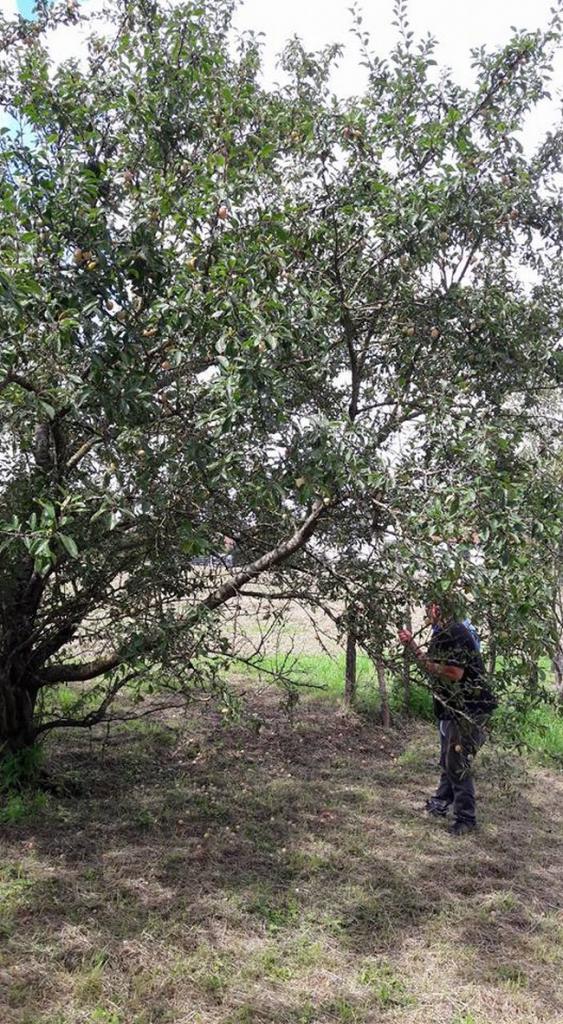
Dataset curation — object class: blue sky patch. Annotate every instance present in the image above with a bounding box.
[17,0,36,19]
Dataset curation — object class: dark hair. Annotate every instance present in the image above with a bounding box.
[425,588,466,622]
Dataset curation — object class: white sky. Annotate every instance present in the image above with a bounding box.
[233,0,561,149]
[235,0,555,87]
[2,0,558,80]
[1,0,560,145]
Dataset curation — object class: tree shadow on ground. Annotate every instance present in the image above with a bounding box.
[1,695,562,1022]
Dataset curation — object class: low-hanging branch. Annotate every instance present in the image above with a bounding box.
[38,499,332,686]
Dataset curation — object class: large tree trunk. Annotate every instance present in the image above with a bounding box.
[0,555,44,755]
[0,678,37,754]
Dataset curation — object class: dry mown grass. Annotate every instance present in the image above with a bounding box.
[0,688,562,1024]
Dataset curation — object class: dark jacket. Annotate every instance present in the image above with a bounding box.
[428,621,496,719]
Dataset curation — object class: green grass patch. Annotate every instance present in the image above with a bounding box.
[497,702,563,766]
[246,890,301,932]
[494,964,528,987]
[249,651,376,697]
[0,789,48,824]
[246,651,436,721]
[357,959,414,1008]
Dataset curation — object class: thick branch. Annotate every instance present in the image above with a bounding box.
[0,372,42,396]
[34,670,139,734]
[202,499,331,611]
[38,500,332,685]
[39,652,122,684]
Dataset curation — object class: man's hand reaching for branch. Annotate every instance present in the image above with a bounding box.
[397,629,463,683]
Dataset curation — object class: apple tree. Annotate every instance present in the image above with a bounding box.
[0,0,561,756]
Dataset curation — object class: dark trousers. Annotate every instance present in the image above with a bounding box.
[433,716,488,825]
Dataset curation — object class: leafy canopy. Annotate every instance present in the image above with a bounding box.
[0,0,561,745]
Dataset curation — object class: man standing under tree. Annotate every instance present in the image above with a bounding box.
[398,596,497,836]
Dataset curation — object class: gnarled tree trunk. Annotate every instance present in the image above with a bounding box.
[0,677,37,754]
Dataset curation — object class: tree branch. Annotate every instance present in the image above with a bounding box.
[38,500,333,685]
[66,436,102,471]
[201,499,332,612]
[39,652,123,684]
[0,372,42,396]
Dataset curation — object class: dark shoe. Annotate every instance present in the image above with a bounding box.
[425,798,450,818]
[448,820,477,836]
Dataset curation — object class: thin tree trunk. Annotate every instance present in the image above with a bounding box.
[376,659,391,728]
[344,624,357,708]
[487,612,497,676]
[402,609,412,715]
[553,570,563,700]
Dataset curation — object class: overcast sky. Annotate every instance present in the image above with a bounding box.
[2,0,561,146]
[3,0,559,73]
[234,0,555,87]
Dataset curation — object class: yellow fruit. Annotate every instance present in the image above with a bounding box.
[295,477,306,488]
[185,257,197,271]
[86,260,98,271]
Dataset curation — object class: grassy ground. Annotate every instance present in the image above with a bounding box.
[1,685,562,1024]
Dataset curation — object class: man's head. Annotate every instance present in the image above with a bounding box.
[424,601,442,626]
[424,590,466,626]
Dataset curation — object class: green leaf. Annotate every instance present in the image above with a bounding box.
[39,400,56,420]
[58,533,79,558]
